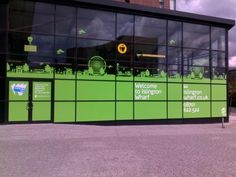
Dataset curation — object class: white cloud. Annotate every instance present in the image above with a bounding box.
[229,56,236,67]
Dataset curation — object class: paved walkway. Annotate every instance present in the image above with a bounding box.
[1,117,236,177]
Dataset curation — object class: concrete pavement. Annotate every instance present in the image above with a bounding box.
[0,117,236,177]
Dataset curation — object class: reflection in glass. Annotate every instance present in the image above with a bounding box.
[212,51,225,67]
[9,1,54,34]
[55,37,76,58]
[117,42,132,62]
[55,5,76,36]
[134,63,166,78]
[55,57,76,78]
[8,32,54,56]
[116,61,133,77]
[212,67,226,80]
[168,70,182,81]
[77,39,116,76]
[183,49,209,66]
[135,16,166,45]
[134,44,166,64]
[168,21,182,46]
[168,47,181,65]
[168,65,182,81]
[183,23,209,49]
[77,39,116,61]
[117,14,134,41]
[211,27,226,51]
[77,8,115,40]
[184,66,210,80]
[7,55,54,78]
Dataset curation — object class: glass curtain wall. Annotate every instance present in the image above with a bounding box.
[6,1,228,122]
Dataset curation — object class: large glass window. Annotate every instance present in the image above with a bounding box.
[211,27,226,51]
[134,44,166,79]
[117,13,134,42]
[134,44,166,64]
[135,16,166,45]
[212,51,225,67]
[8,32,54,57]
[77,8,115,40]
[183,49,209,66]
[116,14,134,77]
[183,23,210,49]
[212,67,226,80]
[9,1,54,34]
[55,37,77,78]
[7,55,54,78]
[8,33,54,56]
[77,39,116,61]
[168,47,181,65]
[168,47,182,80]
[183,48,210,82]
[55,36,76,58]
[55,5,76,37]
[183,65,210,81]
[0,4,7,31]
[168,21,182,47]
[77,39,116,76]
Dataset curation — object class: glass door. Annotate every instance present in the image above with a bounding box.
[31,81,52,121]
[8,80,29,122]
[8,80,52,123]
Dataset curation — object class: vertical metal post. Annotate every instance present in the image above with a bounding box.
[222,117,225,128]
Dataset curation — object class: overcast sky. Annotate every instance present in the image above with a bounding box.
[177,0,236,67]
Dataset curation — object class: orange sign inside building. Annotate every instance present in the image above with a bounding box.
[117,43,127,54]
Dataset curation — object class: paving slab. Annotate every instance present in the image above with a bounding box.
[0,120,236,177]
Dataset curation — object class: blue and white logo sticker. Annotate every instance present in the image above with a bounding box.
[11,83,27,96]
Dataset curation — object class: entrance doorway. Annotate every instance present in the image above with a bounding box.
[8,79,53,123]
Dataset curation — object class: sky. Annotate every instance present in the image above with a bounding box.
[176,0,236,67]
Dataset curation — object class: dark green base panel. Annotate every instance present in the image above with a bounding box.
[54,117,228,125]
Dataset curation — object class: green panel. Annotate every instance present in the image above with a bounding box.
[183,84,210,101]
[77,81,115,100]
[116,76,133,81]
[77,74,115,81]
[9,81,29,101]
[134,82,166,100]
[211,80,226,84]
[135,102,166,120]
[168,102,182,119]
[33,82,51,101]
[212,85,227,100]
[77,102,115,122]
[184,102,210,118]
[168,77,182,83]
[55,73,76,79]
[54,102,75,122]
[7,72,53,78]
[55,80,75,100]
[116,82,133,100]
[116,102,133,120]
[134,77,167,82]
[32,102,51,121]
[212,102,227,117]
[183,78,210,83]
[168,84,182,100]
[9,102,28,122]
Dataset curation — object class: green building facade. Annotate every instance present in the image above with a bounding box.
[0,0,234,123]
